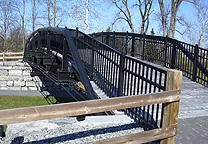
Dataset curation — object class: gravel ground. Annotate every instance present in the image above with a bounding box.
[0,117,145,144]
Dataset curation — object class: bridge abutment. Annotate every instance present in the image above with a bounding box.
[0,61,63,92]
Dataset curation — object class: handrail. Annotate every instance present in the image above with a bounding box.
[93,31,208,86]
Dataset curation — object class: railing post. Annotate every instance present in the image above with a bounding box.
[90,35,95,80]
[193,44,199,82]
[3,52,5,62]
[47,31,51,57]
[164,36,168,67]
[101,31,104,43]
[113,31,115,49]
[62,38,68,71]
[125,31,128,55]
[142,33,145,60]
[117,51,125,97]
[161,69,182,144]
[171,40,176,69]
[106,33,109,46]
[131,34,135,57]
[76,27,78,47]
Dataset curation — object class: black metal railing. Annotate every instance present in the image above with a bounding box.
[70,28,168,129]
[93,32,208,87]
[24,27,169,130]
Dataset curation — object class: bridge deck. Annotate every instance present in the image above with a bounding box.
[91,76,208,119]
[179,77,208,118]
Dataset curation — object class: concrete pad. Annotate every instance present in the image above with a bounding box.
[78,115,134,126]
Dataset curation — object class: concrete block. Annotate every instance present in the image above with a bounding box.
[3,61,17,66]
[0,70,8,76]
[0,87,9,90]
[14,81,25,87]
[23,70,32,76]
[0,76,12,81]
[0,66,12,70]
[21,87,28,90]
[0,62,3,66]
[27,87,38,91]
[7,81,14,86]
[17,77,25,82]
[9,70,22,76]
[0,81,7,86]
[12,66,28,70]
[24,76,33,81]
[26,81,37,87]
[11,76,21,81]
[9,87,22,90]
[15,61,28,66]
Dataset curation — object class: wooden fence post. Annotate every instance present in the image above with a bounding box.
[3,52,5,62]
[161,69,182,144]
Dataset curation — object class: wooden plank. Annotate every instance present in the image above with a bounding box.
[5,56,23,59]
[4,52,24,55]
[93,125,177,144]
[161,69,182,144]
[0,90,180,125]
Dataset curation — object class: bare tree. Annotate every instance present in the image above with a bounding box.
[0,0,16,52]
[137,0,153,34]
[157,0,183,38]
[13,0,26,50]
[111,0,135,32]
[47,0,51,27]
[70,0,99,34]
[186,0,208,47]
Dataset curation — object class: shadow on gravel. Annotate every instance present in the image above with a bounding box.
[10,123,159,144]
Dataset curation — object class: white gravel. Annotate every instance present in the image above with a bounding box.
[0,116,144,144]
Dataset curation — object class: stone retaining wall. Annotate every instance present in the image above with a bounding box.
[0,61,62,91]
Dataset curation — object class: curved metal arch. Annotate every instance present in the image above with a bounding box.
[24,27,98,100]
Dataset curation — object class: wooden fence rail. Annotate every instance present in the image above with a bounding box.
[0,52,24,61]
[0,69,182,144]
[0,91,181,144]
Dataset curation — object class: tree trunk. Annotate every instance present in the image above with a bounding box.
[198,19,208,47]
[168,0,182,38]
[85,0,89,34]
[31,0,35,31]
[53,0,56,27]
[158,0,167,36]
[3,15,7,52]
[48,0,51,27]
[22,0,25,50]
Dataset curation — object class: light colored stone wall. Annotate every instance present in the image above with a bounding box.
[0,61,61,91]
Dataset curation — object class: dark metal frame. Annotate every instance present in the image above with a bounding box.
[24,27,97,100]
[24,27,169,130]
[70,28,167,129]
[93,32,208,87]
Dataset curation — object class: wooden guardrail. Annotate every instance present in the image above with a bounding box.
[0,52,24,61]
[0,90,180,143]
[0,69,182,143]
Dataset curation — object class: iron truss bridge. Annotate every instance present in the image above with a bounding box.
[24,27,207,103]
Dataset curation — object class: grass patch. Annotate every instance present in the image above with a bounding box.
[0,95,53,133]
[0,95,50,110]
[0,94,88,133]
